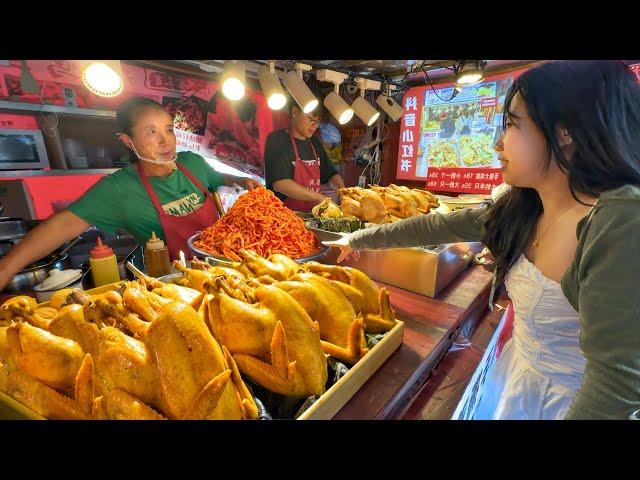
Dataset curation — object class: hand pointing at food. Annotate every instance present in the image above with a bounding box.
[322,235,359,264]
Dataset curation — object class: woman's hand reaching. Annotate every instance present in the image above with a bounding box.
[322,235,360,264]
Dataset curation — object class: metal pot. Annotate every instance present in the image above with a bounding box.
[2,253,70,294]
[0,218,28,241]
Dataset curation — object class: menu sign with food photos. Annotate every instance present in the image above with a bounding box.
[397,68,529,194]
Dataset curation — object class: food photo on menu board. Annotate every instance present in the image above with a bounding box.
[414,77,513,176]
[395,70,528,194]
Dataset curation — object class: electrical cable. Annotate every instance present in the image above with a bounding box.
[421,64,459,103]
[38,82,59,138]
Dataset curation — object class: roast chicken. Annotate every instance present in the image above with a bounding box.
[302,262,397,333]
[0,279,259,420]
[0,247,398,419]
[275,272,368,365]
[337,185,439,224]
[205,282,328,397]
[5,321,85,396]
[95,301,258,420]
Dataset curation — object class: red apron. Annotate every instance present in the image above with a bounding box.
[137,162,219,261]
[282,130,321,212]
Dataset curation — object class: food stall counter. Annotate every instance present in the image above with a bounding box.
[329,260,495,419]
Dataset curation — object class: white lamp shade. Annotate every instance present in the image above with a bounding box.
[352,96,380,126]
[222,61,246,101]
[376,94,403,122]
[258,65,287,110]
[81,60,123,97]
[324,92,354,125]
[282,70,318,113]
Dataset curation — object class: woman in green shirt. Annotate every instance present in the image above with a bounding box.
[327,61,640,419]
[0,97,260,284]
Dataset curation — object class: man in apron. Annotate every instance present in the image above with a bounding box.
[264,101,345,212]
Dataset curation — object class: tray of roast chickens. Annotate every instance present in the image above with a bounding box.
[0,250,403,420]
[308,184,440,233]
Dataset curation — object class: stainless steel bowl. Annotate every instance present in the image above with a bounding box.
[0,219,28,241]
[157,272,184,284]
[186,232,330,265]
[2,254,70,293]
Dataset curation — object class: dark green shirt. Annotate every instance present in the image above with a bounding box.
[349,185,640,419]
[67,151,225,245]
[263,129,338,201]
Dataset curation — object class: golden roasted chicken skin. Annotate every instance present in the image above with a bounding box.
[1,368,88,420]
[93,388,166,420]
[49,304,101,360]
[302,262,396,333]
[276,272,368,365]
[5,322,85,396]
[96,302,258,420]
[338,185,438,223]
[206,284,328,397]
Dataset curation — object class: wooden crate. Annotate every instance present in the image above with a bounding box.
[1,281,404,420]
[298,320,404,420]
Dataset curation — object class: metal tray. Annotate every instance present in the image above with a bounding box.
[309,227,484,298]
[186,232,330,265]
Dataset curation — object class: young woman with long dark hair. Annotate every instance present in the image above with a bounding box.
[326,60,640,419]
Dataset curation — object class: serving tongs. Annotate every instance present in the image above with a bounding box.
[126,249,190,283]
[126,261,149,281]
[212,191,226,217]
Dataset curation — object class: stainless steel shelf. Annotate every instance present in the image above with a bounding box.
[0,101,116,118]
[0,169,119,178]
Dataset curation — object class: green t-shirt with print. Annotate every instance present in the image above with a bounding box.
[68,151,225,245]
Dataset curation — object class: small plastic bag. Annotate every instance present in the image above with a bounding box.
[216,185,246,212]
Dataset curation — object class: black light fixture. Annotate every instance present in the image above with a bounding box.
[455,60,487,87]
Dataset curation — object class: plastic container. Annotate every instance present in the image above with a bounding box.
[89,237,120,287]
[144,231,170,278]
[33,267,83,302]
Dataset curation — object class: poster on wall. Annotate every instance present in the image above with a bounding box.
[0,60,272,175]
[397,68,528,194]
[204,92,263,171]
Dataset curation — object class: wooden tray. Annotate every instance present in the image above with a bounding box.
[0,390,45,420]
[1,281,404,420]
[298,320,404,420]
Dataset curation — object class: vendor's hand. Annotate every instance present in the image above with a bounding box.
[313,193,330,205]
[322,235,359,264]
[239,177,262,190]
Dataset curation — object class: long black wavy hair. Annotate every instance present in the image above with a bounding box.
[481,60,640,287]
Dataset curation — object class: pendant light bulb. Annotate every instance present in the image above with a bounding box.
[221,60,246,101]
[258,61,287,110]
[82,60,124,97]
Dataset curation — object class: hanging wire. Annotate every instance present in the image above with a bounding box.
[38,82,59,138]
[421,64,460,103]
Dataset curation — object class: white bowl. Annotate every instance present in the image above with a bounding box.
[33,279,83,303]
